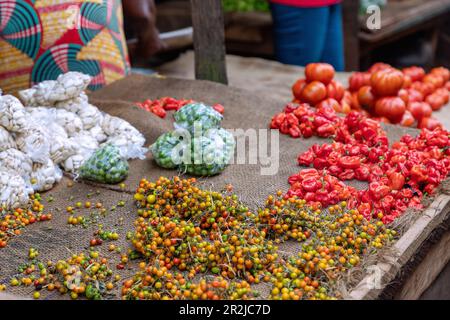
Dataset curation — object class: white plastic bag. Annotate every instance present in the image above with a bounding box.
[101,114,147,159]
[0,95,28,132]
[0,170,33,209]
[89,125,107,143]
[30,159,63,192]
[77,103,103,130]
[0,126,16,152]
[0,148,33,179]
[19,72,91,106]
[49,134,79,165]
[15,125,51,164]
[105,132,147,159]
[62,154,87,174]
[55,92,89,113]
[54,108,84,136]
[69,132,99,158]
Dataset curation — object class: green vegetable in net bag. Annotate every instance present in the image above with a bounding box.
[183,128,235,176]
[79,144,129,184]
[151,131,186,169]
[174,102,223,133]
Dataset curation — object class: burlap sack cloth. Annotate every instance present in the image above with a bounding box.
[0,75,432,299]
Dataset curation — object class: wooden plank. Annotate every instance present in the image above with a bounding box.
[349,195,450,300]
[359,0,450,42]
[190,0,228,84]
[395,231,450,299]
[342,0,360,71]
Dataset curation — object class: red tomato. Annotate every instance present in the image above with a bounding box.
[408,102,432,121]
[426,93,445,111]
[326,80,345,101]
[351,91,362,110]
[375,96,406,123]
[369,62,392,73]
[399,110,415,127]
[341,90,353,105]
[423,74,445,89]
[371,69,405,96]
[402,75,412,89]
[410,81,435,97]
[397,88,409,105]
[402,66,425,82]
[300,81,327,105]
[446,81,450,91]
[407,88,424,102]
[357,86,376,112]
[305,63,335,85]
[430,67,450,82]
[435,87,449,104]
[316,98,341,113]
[418,117,442,130]
[292,78,307,100]
[348,72,371,92]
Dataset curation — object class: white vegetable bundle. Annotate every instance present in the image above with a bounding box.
[0,71,147,209]
[19,72,91,107]
[0,95,28,132]
[30,159,63,192]
[15,125,51,164]
[0,170,33,209]
[0,126,16,152]
[101,114,147,159]
[0,149,33,179]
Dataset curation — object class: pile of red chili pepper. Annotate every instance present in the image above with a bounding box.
[287,109,450,224]
[270,102,342,138]
[136,97,225,118]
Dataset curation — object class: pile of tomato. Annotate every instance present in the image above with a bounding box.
[290,110,450,223]
[0,194,51,248]
[136,97,225,118]
[286,62,449,130]
[122,176,396,300]
[291,63,351,114]
[348,63,449,128]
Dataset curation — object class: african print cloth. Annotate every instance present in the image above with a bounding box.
[0,0,130,93]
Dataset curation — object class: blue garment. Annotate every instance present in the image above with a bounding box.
[270,3,345,71]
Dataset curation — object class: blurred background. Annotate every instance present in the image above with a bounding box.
[127,0,450,71]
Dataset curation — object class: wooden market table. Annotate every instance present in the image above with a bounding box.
[347,0,450,70]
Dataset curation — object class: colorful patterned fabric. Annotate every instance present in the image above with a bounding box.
[0,0,130,93]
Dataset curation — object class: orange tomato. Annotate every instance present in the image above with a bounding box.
[300,81,327,105]
[305,63,335,85]
[430,67,450,82]
[370,69,405,96]
[292,78,307,100]
[399,110,415,127]
[348,72,371,92]
[402,66,425,82]
[408,102,432,121]
[357,86,376,112]
[375,96,406,123]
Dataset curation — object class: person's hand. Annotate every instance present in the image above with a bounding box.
[122,0,166,58]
